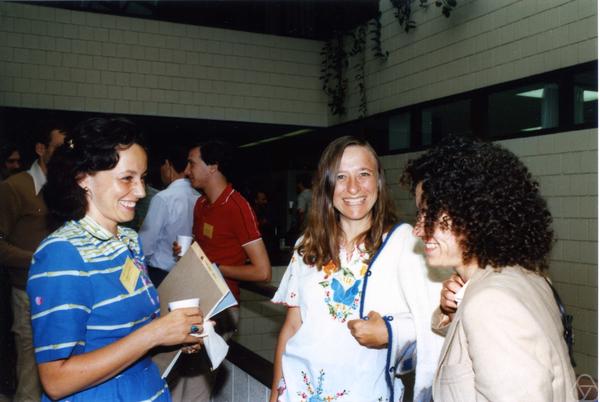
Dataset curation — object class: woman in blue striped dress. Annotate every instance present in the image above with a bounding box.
[27,117,204,401]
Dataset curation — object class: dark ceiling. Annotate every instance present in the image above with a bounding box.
[28,1,380,41]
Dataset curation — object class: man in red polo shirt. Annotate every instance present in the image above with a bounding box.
[170,140,271,402]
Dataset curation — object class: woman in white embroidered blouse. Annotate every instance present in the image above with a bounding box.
[270,136,445,402]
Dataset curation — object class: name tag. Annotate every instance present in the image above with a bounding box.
[203,223,214,239]
[120,257,140,294]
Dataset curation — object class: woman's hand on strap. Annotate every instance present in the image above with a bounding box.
[347,311,388,348]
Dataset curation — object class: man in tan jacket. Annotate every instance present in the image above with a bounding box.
[0,123,65,402]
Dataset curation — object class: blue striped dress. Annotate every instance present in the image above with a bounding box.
[27,216,170,402]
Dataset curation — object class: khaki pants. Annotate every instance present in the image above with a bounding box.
[11,288,41,402]
[156,307,239,402]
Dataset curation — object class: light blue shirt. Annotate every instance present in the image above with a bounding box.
[139,178,200,271]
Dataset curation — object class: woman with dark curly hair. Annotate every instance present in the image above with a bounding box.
[26,117,204,402]
[271,136,445,402]
[402,136,577,401]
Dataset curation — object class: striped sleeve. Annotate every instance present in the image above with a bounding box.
[27,238,93,364]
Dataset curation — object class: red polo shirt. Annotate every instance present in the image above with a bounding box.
[192,184,261,300]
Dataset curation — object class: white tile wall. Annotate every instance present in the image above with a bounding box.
[232,266,287,363]
[382,129,598,377]
[211,360,270,402]
[340,0,597,121]
[0,2,328,127]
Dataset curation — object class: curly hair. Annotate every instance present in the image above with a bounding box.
[44,117,146,224]
[298,136,397,270]
[401,136,553,272]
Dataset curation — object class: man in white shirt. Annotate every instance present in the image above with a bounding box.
[139,146,200,287]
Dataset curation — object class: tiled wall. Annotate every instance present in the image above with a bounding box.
[338,0,597,122]
[2,1,595,125]
[232,266,287,363]
[0,2,327,126]
[211,360,270,402]
[382,129,598,377]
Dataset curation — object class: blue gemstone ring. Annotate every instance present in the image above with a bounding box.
[190,325,200,333]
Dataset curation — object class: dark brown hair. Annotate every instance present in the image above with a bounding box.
[44,117,146,224]
[402,135,553,272]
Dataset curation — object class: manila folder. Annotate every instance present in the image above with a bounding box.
[151,242,238,376]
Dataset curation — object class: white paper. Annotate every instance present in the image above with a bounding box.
[203,320,229,371]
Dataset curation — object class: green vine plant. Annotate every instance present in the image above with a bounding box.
[390,0,416,33]
[390,0,457,32]
[320,1,457,116]
[349,24,367,117]
[320,13,388,117]
[420,0,458,18]
[370,12,389,62]
[320,31,348,116]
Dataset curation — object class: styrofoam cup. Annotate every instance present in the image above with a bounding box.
[168,297,200,311]
[177,235,193,256]
[168,298,207,338]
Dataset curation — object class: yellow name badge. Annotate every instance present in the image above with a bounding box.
[203,222,214,239]
[120,257,140,294]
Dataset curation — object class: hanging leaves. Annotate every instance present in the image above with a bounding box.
[349,24,367,117]
[319,1,458,116]
[390,0,416,32]
[420,0,457,18]
[320,32,348,116]
[370,12,389,62]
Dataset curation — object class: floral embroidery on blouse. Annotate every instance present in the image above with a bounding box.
[323,260,337,276]
[297,370,349,401]
[276,377,287,401]
[318,247,369,323]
